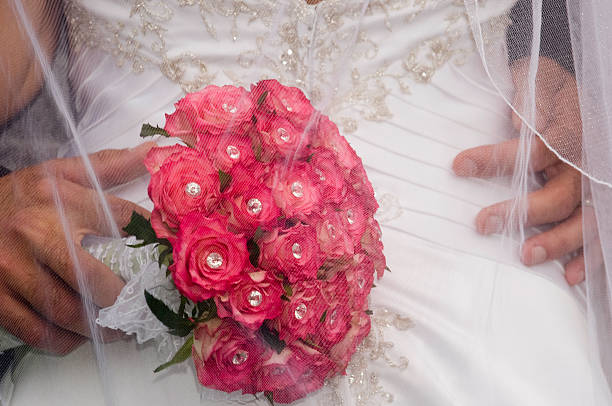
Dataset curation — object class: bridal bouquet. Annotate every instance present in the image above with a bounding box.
[125,80,386,403]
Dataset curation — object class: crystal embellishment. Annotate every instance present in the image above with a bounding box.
[185,182,202,197]
[294,303,307,320]
[328,308,338,326]
[246,198,262,215]
[248,290,263,307]
[292,242,302,259]
[277,127,290,142]
[271,367,285,376]
[281,99,293,112]
[232,350,248,365]
[206,252,223,269]
[291,181,304,198]
[222,103,238,113]
[226,145,240,160]
[347,209,355,225]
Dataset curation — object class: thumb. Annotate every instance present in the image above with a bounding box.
[57,142,156,189]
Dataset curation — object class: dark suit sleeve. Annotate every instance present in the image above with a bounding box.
[506,0,574,74]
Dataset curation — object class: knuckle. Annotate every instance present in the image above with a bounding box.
[11,208,46,239]
[32,178,57,202]
[92,148,122,165]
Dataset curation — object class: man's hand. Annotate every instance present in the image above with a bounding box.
[453,57,585,285]
[0,142,153,354]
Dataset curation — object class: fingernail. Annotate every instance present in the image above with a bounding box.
[524,246,547,265]
[454,158,477,177]
[575,269,585,284]
[482,215,504,234]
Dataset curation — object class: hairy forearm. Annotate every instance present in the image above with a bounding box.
[0,0,61,125]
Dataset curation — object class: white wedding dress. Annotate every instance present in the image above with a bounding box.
[8,1,610,405]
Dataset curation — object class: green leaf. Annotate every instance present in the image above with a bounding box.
[247,239,260,267]
[257,90,269,107]
[253,226,264,242]
[196,299,217,321]
[280,295,290,302]
[282,283,293,298]
[385,266,391,273]
[123,212,158,246]
[258,324,286,354]
[218,170,232,193]
[305,153,314,163]
[300,338,324,351]
[264,391,274,406]
[140,123,170,139]
[178,296,187,317]
[365,309,373,316]
[153,335,194,373]
[157,245,173,268]
[144,290,194,337]
[319,310,327,323]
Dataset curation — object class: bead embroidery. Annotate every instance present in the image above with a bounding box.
[64,0,510,131]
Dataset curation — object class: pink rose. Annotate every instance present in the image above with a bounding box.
[198,132,256,172]
[337,193,368,248]
[215,271,284,330]
[344,255,375,309]
[310,148,348,204]
[225,183,281,234]
[328,310,371,372]
[172,213,249,302]
[348,164,378,212]
[147,147,219,233]
[360,218,386,278]
[263,342,335,404]
[316,275,352,347]
[313,208,354,260]
[167,85,255,139]
[269,162,321,219]
[193,319,268,394]
[314,301,352,347]
[251,80,316,128]
[255,115,310,160]
[144,144,185,175]
[273,280,325,342]
[164,110,198,147]
[259,224,323,283]
[254,346,304,395]
[312,115,360,171]
[225,162,270,196]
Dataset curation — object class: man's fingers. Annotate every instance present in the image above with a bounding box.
[475,165,580,234]
[453,136,556,178]
[521,208,583,266]
[0,292,85,355]
[41,245,125,309]
[565,253,585,286]
[12,211,125,308]
[7,260,91,337]
[56,180,150,236]
[55,142,155,189]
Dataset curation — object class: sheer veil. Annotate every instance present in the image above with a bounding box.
[3,0,612,404]
[467,0,612,401]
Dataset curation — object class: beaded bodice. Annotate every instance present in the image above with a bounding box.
[65,0,513,133]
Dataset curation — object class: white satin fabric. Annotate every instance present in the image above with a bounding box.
[9,1,609,405]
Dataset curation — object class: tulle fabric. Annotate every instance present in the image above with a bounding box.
[467,0,612,401]
[3,0,612,405]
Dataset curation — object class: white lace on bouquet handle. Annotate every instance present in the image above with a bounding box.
[84,236,187,362]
